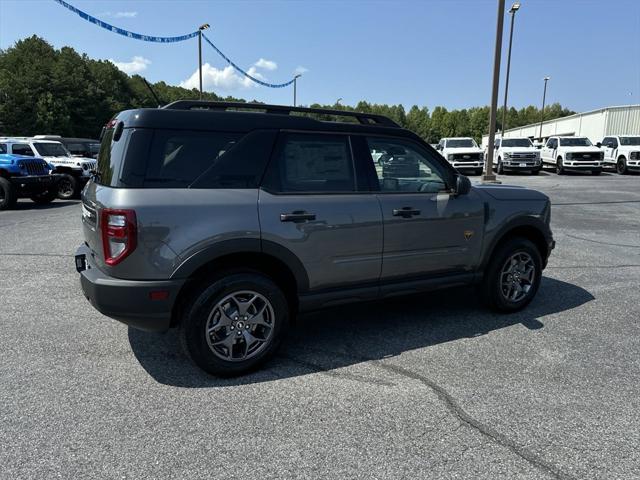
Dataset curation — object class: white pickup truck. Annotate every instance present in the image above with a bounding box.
[491,137,542,174]
[597,135,640,174]
[436,137,484,175]
[540,136,603,175]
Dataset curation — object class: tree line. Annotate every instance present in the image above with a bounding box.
[0,36,574,142]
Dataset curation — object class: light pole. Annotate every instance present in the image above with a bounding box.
[483,0,506,183]
[538,76,550,141]
[293,74,302,106]
[500,2,520,136]
[198,23,210,100]
[336,97,343,106]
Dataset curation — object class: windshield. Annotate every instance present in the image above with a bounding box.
[560,138,592,147]
[89,143,101,154]
[620,136,640,146]
[447,139,477,148]
[33,142,70,157]
[502,138,533,148]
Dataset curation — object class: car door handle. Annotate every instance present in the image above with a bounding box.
[392,207,421,218]
[280,211,316,223]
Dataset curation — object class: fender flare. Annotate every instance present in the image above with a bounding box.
[170,238,310,292]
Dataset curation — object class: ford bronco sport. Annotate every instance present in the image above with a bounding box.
[76,101,554,376]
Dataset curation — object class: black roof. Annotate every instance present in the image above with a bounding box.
[115,101,415,139]
[36,136,99,143]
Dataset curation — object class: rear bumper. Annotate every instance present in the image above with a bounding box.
[75,244,184,332]
[9,174,60,195]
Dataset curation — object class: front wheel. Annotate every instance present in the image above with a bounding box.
[591,168,602,176]
[179,272,290,377]
[56,174,78,200]
[617,157,628,175]
[556,157,565,175]
[480,237,542,312]
[0,177,18,210]
[497,157,504,174]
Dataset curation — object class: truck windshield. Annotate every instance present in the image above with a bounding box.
[560,138,592,147]
[447,139,477,148]
[33,142,70,157]
[502,139,532,148]
[620,136,640,146]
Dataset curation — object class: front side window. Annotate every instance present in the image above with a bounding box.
[0,143,6,154]
[263,133,355,193]
[366,137,448,194]
[32,142,69,157]
[12,144,34,156]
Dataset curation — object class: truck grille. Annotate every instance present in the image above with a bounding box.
[508,152,537,159]
[453,153,481,161]
[20,159,49,176]
[573,152,603,161]
[83,160,97,171]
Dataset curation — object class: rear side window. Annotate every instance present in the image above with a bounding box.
[262,133,355,193]
[0,144,6,154]
[12,144,34,156]
[144,130,242,188]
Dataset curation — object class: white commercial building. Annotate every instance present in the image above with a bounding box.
[482,104,640,147]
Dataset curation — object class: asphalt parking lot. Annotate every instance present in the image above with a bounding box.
[1,169,639,480]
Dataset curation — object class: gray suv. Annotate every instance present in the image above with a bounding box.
[76,101,555,376]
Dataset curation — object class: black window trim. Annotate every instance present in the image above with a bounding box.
[259,129,364,196]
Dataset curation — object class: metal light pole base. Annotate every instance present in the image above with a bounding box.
[481,173,502,184]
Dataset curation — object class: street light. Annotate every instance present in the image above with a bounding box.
[293,74,302,106]
[336,97,343,106]
[500,2,520,136]
[538,76,551,141]
[198,23,210,100]
[483,0,506,184]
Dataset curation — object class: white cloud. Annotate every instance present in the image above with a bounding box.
[101,11,138,18]
[109,56,151,75]
[255,58,277,71]
[180,63,269,91]
[294,66,309,76]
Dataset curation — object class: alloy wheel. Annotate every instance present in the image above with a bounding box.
[500,252,536,303]
[205,290,275,362]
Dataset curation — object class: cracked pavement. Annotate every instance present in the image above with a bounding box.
[1,170,639,479]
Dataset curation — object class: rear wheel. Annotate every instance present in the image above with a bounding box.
[30,189,58,204]
[617,157,628,175]
[481,237,542,312]
[179,271,290,377]
[556,157,565,175]
[0,177,18,210]
[56,174,78,200]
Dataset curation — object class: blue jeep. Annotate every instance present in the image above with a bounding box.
[0,150,60,210]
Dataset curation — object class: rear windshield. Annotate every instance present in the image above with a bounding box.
[33,142,69,157]
[620,136,640,146]
[95,127,274,189]
[502,138,532,148]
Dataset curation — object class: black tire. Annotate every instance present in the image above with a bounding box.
[56,174,78,200]
[480,237,542,312]
[30,189,58,204]
[0,177,18,210]
[497,157,504,174]
[617,157,628,175]
[179,271,290,377]
[591,168,602,176]
[475,169,483,176]
[531,168,540,175]
[556,157,564,175]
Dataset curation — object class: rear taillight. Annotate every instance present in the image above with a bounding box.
[100,209,137,266]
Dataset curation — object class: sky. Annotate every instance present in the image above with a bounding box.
[1,0,639,113]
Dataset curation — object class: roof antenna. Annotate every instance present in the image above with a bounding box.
[142,77,162,107]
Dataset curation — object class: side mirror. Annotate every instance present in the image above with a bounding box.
[596,142,602,148]
[455,174,471,196]
[435,145,441,151]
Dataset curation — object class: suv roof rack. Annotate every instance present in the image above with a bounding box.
[162,100,400,128]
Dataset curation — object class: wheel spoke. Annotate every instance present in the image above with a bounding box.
[521,265,534,283]
[237,294,259,316]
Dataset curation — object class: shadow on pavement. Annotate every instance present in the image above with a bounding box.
[128,276,594,388]
[13,199,79,210]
